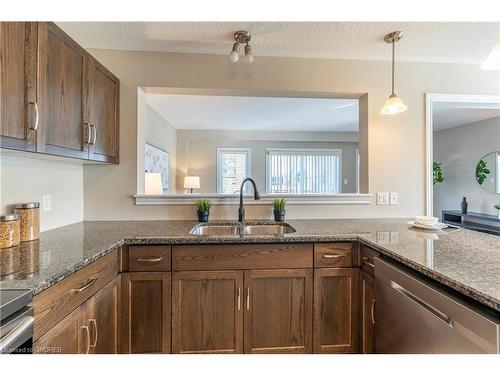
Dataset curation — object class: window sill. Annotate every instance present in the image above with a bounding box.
[133,193,372,206]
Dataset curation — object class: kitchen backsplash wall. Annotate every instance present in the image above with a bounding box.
[0,153,84,231]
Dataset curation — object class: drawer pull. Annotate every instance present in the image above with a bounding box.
[323,253,345,259]
[136,257,163,263]
[72,278,97,293]
[362,256,375,269]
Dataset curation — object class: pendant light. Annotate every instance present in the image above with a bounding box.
[481,40,500,70]
[380,31,407,115]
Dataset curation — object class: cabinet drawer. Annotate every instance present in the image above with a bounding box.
[32,251,118,340]
[173,243,313,271]
[360,245,377,276]
[129,246,171,272]
[314,243,353,268]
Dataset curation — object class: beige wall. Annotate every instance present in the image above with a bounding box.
[137,89,177,193]
[175,129,359,194]
[433,116,500,217]
[75,49,497,221]
[0,152,84,231]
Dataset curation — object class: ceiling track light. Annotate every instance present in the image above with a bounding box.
[229,30,254,64]
[380,31,408,115]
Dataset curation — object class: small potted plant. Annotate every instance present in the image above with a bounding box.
[195,199,213,222]
[495,204,500,220]
[273,199,286,222]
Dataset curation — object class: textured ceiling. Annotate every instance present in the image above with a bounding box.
[57,22,500,63]
[145,94,359,132]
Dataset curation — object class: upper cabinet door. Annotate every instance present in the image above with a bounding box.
[0,22,38,151]
[244,269,313,354]
[37,22,89,159]
[88,58,119,163]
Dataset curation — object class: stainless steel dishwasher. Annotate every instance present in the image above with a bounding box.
[375,257,500,354]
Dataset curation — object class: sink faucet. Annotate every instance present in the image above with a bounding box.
[238,178,261,223]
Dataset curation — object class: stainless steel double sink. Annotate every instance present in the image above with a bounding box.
[190,222,296,236]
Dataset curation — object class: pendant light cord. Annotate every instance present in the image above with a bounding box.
[392,42,395,96]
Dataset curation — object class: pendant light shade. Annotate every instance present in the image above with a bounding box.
[380,94,408,115]
[481,41,500,70]
[380,31,407,115]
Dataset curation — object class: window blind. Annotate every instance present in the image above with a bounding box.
[217,148,251,194]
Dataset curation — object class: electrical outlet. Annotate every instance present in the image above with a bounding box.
[42,195,52,212]
[390,231,399,243]
[377,231,390,244]
[390,192,399,205]
[377,192,390,205]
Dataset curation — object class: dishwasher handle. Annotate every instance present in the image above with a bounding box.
[0,316,34,354]
[390,280,454,328]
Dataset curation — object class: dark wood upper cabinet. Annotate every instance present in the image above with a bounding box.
[0,22,38,151]
[37,22,89,159]
[0,22,119,163]
[88,58,119,163]
[172,270,243,354]
[123,272,171,354]
[244,269,313,354]
[314,268,359,353]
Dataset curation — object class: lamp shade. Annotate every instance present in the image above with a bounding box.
[380,94,408,115]
[481,41,500,70]
[145,172,163,195]
[184,176,200,189]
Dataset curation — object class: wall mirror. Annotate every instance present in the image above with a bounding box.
[475,152,500,194]
[136,88,369,203]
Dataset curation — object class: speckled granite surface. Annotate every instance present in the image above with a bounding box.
[0,219,499,312]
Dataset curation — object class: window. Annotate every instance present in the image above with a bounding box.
[266,148,341,194]
[217,148,251,194]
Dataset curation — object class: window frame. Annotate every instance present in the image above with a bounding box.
[265,148,342,195]
[216,147,252,194]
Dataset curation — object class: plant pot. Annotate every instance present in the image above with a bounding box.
[274,209,285,222]
[197,210,209,222]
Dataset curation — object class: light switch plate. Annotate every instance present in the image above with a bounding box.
[42,195,52,212]
[390,192,399,205]
[377,192,390,205]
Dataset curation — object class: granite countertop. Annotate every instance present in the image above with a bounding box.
[0,219,499,312]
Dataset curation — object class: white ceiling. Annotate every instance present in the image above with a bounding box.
[145,94,359,132]
[433,102,500,131]
[57,22,500,64]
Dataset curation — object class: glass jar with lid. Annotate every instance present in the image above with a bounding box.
[14,202,40,242]
[0,213,21,248]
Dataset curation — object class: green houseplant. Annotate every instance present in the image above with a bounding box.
[195,199,213,222]
[495,204,500,220]
[476,159,490,185]
[433,161,444,185]
[273,198,286,222]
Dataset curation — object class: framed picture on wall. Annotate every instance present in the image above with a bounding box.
[145,143,169,192]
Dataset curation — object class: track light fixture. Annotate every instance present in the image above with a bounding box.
[229,30,254,64]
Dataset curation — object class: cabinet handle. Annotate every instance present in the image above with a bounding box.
[72,278,97,293]
[237,287,241,311]
[84,123,92,144]
[371,298,376,325]
[323,253,344,259]
[136,257,163,263]
[362,256,375,269]
[91,124,97,145]
[246,287,250,310]
[81,325,90,354]
[28,102,39,131]
[89,319,98,348]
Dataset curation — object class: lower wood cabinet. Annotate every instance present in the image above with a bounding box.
[361,271,375,354]
[33,276,119,354]
[172,270,243,354]
[244,269,313,353]
[34,305,86,354]
[314,268,359,353]
[122,272,171,353]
